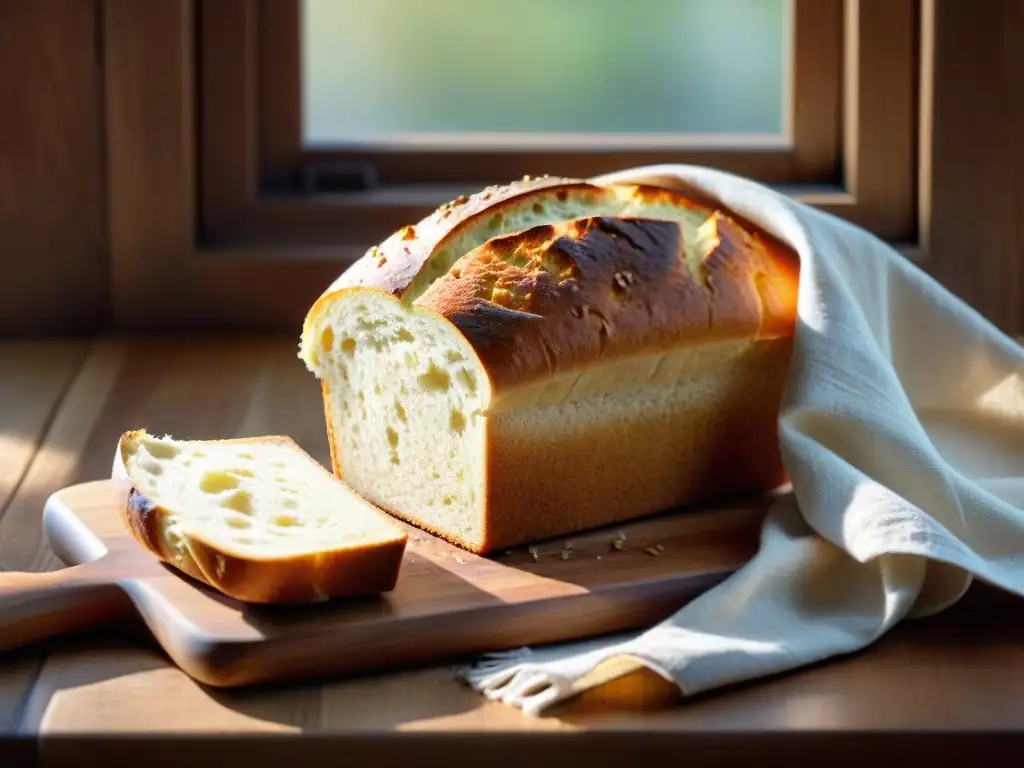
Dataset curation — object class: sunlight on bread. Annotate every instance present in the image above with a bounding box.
[300,177,800,555]
[113,429,408,604]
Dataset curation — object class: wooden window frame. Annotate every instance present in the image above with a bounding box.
[104,0,922,331]
[201,0,851,247]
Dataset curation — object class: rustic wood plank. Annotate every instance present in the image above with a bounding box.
[103,0,197,326]
[923,0,1024,336]
[841,0,917,241]
[1,333,757,715]
[0,340,90,738]
[21,584,1024,749]
[0,0,106,334]
[0,341,91,522]
[2,335,329,739]
[0,336,328,574]
[25,477,761,688]
[0,333,1019,761]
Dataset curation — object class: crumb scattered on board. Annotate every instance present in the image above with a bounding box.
[509,530,670,562]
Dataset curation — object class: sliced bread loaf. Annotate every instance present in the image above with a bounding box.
[112,429,408,604]
[299,179,800,554]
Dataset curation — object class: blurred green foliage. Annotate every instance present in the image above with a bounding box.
[302,0,786,143]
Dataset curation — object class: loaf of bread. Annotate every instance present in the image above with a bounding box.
[112,430,408,603]
[299,176,800,554]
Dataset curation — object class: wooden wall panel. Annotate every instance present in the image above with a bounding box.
[923,0,1024,336]
[0,1,1021,337]
[0,0,106,335]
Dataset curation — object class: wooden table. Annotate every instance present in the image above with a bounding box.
[3,335,1024,766]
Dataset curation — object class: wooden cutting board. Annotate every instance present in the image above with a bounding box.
[0,479,778,688]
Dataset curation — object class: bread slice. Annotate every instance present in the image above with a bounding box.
[299,179,799,555]
[112,429,408,604]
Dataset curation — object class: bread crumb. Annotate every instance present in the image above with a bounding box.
[645,547,660,557]
[455,556,466,565]
[560,550,570,560]
[611,539,625,551]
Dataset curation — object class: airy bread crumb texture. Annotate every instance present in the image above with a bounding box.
[116,430,408,604]
[314,297,490,551]
[300,178,797,554]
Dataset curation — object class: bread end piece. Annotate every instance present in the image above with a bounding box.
[112,429,408,604]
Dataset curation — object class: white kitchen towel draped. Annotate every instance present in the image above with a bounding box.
[457,164,1024,716]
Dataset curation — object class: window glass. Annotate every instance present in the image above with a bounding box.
[301,0,788,145]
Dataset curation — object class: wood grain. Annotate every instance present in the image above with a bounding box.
[0,337,325,573]
[841,0,918,241]
[789,0,842,179]
[103,0,348,332]
[0,341,90,521]
[102,0,926,337]
[201,0,847,249]
[924,0,1024,335]
[0,0,106,334]
[103,0,197,324]
[19,477,764,687]
[17,585,1024,761]
[0,335,1023,761]
[0,558,128,655]
[0,339,91,739]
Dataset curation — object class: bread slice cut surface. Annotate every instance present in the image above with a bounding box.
[299,178,800,554]
[114,430,408,604]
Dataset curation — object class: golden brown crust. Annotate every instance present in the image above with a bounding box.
[114,430,408,604]
[477,337,793,553]
[320,379,343,478]
[181,528,407,604]
[301,178,801,554]
[120,487,211,586]
[414,197,798,391]
[331,175,586,298]
[345,338,794,556]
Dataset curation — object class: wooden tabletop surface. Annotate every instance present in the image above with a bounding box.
[3,335,1024,765]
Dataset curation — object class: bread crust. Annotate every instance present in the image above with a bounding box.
[476,336,793,553]
[301,178,801,554]
[328,175,591,299]
[309,180,798,395]
[113,431,408,604]
[416,202,798,392]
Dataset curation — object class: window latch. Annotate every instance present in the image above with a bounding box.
[300,159,379,193]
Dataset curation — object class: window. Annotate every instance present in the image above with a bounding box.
[301,0,789,141]
[103,0,921,329]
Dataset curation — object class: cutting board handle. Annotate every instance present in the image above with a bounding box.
[0,558,128,653]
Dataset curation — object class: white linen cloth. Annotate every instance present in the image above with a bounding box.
[457,164,1024,716]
